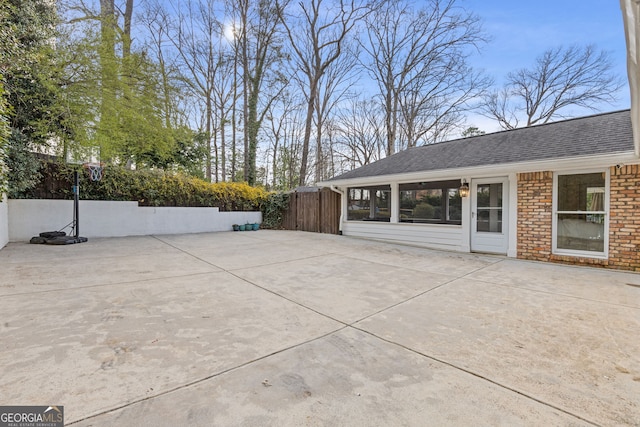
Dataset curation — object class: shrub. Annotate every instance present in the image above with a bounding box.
[18,160,270,211]
[261,192,289,229]
[413,203,435,219]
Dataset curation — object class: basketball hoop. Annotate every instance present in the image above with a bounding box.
[83,162,105,182]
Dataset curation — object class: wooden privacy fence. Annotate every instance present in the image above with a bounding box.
[282,187,341,234]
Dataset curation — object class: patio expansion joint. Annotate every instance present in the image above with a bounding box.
[347,258,506,326]
[66,325,350,426]
[151,234,336,272]
[349,324,602,427]
[342,258,604,426]
[143,236,604,426]
[151,236,351,326]
[0,271,220,298]
[474,278,640,311]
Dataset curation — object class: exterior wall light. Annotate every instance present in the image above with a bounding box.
[459,179,470,197]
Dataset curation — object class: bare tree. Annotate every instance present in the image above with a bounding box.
[264,91,306,190]
[311,40,359,182]
[362,0,489,154]
[264,90,302,190]
[482,44,625,130]
[163,0,223,180]
[229,0,288,185]
[333,97,385,171]
[211,48,236,181]
[278,0,373,186]
[139,3,172,128]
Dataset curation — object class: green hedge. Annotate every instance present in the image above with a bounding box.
[20,161,285,213]
[16,161,290,227]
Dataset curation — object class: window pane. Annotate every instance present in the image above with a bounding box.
[558,173,605,212]
[447,189,462,221]
[348,186,391,221]
[347,188,369,220]
[557,213,604,252]
[374,190,391,221]
[400,189,442,222]
[399,182,462,224]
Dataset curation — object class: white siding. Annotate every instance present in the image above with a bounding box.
[342,221,464,252]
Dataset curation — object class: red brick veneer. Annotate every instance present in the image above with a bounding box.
[517,166,640,271]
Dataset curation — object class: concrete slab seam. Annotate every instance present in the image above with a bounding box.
[151,234,336,273]
[66,325,350,426]
[126,235,614,426]
[345,259,508,326]
[350,325,602,427]
[151,235,352,326]
[488,281,640,310]
[0,271,221,299]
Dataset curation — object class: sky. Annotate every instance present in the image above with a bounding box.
[460,0,630,133]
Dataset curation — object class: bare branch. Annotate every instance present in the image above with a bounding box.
[361,0,490,154]
[482,44,625,129]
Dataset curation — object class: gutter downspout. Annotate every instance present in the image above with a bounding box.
[620,0,640,156]
[329,185,344,234]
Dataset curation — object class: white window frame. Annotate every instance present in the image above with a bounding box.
[552,169,609,259]
[397,181,463,225]
[346,185,392,222]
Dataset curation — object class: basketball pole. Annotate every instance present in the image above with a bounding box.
[73,170,79,239]
[30,168,88,245]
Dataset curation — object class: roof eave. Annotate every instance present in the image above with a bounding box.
[317,151,639,187]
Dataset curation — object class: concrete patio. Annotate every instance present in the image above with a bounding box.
[0,230,639,426]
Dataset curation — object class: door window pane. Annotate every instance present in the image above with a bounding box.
[476,183,502,233]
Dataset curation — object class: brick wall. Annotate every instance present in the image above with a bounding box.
[608,164,640,270]
[517,172,553,261]
[516,166,640,271]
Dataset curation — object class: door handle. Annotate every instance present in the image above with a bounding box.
[472,211,475,218]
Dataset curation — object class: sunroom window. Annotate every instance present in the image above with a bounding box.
[399,180,462,224]
[347,185,391,221]
[555,172,607,254]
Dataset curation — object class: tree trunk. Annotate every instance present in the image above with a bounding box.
[231,44,238,182]
[246,75,261,186]
[99,0,117,160]
[213,123,219,183]
[271,137,279,190]
[123,0,134,59]
[220,104,226,181]
[205,93,212,181]
[385,84,394,156]
[299,81,317,187]
[314,109,322,183]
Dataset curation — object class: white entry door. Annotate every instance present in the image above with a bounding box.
[471,178,509,254]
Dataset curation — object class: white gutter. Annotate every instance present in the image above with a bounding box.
[620,0,640,156]
[329,185,344,234]
[318,151,640,187]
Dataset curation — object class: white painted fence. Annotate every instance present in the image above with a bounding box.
[7,199,262,242]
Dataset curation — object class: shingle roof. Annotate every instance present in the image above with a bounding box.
[329,110,634,181]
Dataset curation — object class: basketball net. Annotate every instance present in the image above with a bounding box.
[83,162,105,182]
